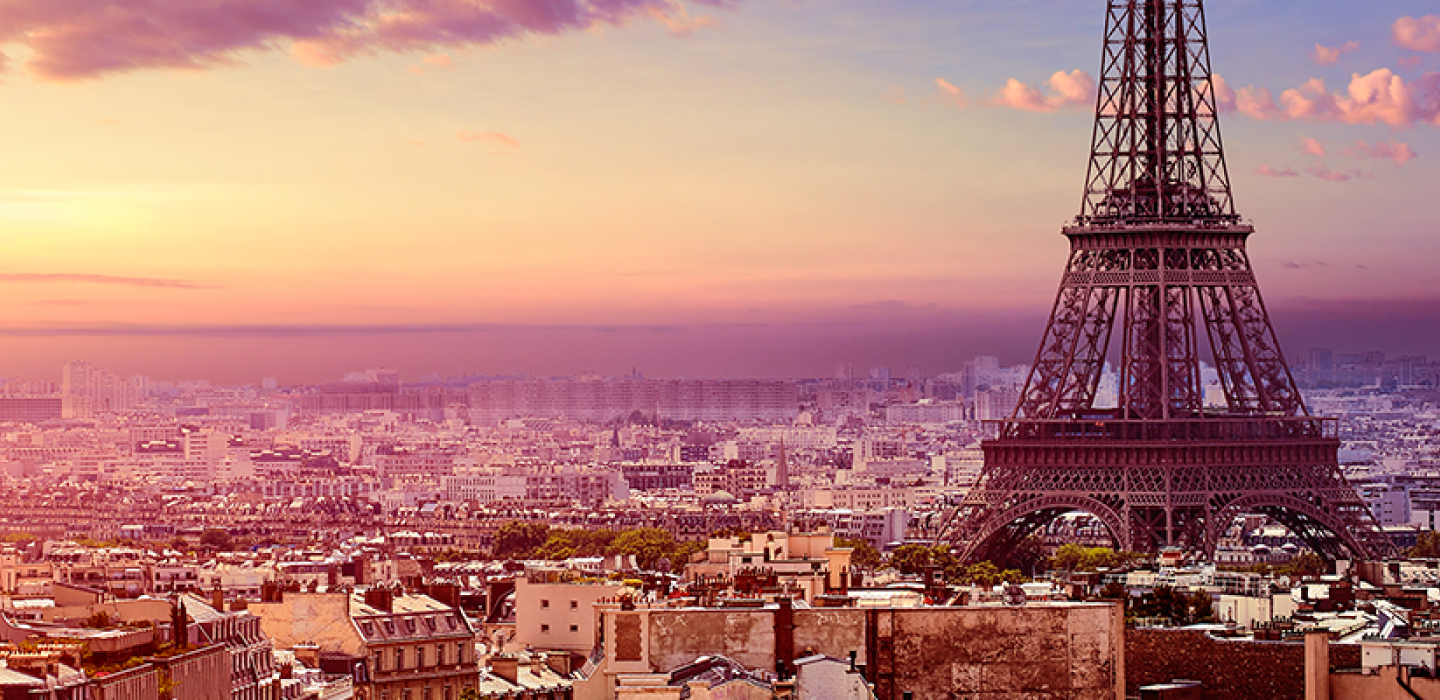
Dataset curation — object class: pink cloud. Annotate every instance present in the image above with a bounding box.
[423,53,453,69]
[1300,136,1326,157]
[0,0,740,82]
[1223,69,1440,127]
[402,138,425,147]
[1394,15,1440,53]
[1399,56,1424,69]
[1314,41,1359,66]
[1307,164,1372,182]
[458,130,519,148]
[1210,74,1237,114]
[934,78,967,107]
[1253,166,1299,178]
[992,70,1096,113]
[1340,139,1418,164]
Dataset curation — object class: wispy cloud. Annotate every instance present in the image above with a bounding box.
[1307,164,1372,182]
[1394,15,1440,53]
[992,70,1095,112]
[1340,139,1418,164]
[1300,137,1326,157]
[402,137,426,147]
[1253,165,1300,178]
[25,299,94,307]
[0,0,742,82]
[0,273,217,289]
[1314,41,1359,66]
[934,78,967,107]
[458,130,519,149]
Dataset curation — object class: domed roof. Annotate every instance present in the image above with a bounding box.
[702,490,739,506]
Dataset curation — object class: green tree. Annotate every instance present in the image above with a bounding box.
[836,538,882,570]
[1049,545,1138,572]
[1408,531,1440,558]
[886,544,933,575]
[1282,552,1327,579]
[963,561,1002,587]
[199,529,234,551]
[2,532,37,543]
[610,528,680,570]
[1189,590,1214,623]
[169,536,189,552]
[492,521,550,560]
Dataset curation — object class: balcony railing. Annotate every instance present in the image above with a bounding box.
[991,415,1339,442]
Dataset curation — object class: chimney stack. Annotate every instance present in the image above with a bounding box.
[490,655,520,685]
[364,587,394,613]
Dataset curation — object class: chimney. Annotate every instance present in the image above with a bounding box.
[490,655,520,685]
[364,587,394,613]
[775,597,795,673]
[212,587,225,612]
[544,652,572,677]
[426,583,460,609]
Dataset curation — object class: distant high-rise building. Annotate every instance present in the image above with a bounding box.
[60,360,140,418]
[868,366,891,381]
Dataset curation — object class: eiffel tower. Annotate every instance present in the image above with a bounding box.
[945,0,1394,563]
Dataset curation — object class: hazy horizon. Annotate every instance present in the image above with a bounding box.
[3,1,1438,385]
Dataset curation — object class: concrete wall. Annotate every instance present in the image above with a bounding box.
[154,644,229,700]
[1333,667,1440,699]
[91,664,160,700]
[1126,629,1361,700]
[599,602,1123,700]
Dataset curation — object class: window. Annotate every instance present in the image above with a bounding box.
[540,599,550,609]
[541,624,550,634]
[405,619,417,634]
[570,600,578,610]
[456,643,465,665]
[395,648,404,669]
[443,686,452,700]
[570,625,579,633]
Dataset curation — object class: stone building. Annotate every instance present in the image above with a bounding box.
[581,601,1124,700]
[249,589,478,700]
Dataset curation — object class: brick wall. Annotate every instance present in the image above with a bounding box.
[1126,628,1360,699]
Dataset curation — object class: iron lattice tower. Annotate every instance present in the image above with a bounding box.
[944,0,1393,562]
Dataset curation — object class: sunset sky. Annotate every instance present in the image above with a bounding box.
[1,0,1438,383]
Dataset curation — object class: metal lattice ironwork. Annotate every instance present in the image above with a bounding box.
[943,0,1393,563]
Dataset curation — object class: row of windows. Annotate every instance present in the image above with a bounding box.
[373,643,468,672]
[380,683,456,700]
[538,599,580,610]
[538,624,580,634]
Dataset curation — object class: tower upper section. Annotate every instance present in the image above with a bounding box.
[1076,0,1239,230]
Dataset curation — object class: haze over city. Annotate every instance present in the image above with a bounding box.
[2,0,1438,382]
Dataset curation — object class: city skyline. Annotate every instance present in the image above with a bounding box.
[2,0,1438,382]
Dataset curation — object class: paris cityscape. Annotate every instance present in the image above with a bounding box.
[3,1,1440,699]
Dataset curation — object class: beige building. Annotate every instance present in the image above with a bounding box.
[685,532,853,603]
[514,570,624,654]
[249,589,478,700]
